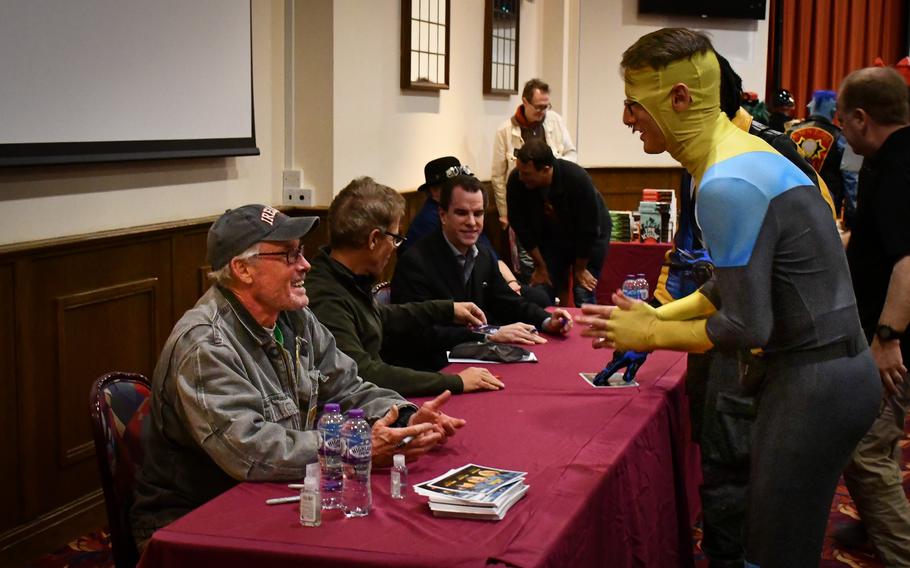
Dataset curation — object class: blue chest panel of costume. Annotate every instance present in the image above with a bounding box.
[696,151,813,268]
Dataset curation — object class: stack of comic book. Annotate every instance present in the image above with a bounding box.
[414,464,529,521]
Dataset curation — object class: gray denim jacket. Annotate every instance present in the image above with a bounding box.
[131,285,412,540]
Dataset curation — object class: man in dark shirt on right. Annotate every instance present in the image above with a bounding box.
[839,65,910,566]
[506,138,610,306]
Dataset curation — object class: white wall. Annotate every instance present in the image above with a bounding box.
[327,0,544,198]
[576,0,769,168]
[0,0,285,246]
[0,0,772,246]
[293,0,334,206]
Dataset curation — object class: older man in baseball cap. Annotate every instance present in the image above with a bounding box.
[131,204,464,551]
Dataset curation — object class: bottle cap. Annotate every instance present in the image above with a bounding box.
[393,454,405,467]
[323,403,340,413]
[636,273,645,278]
[347,408,364,419]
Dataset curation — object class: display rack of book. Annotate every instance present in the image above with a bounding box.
[638,188,677,243]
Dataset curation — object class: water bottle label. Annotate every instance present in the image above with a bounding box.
[322,437,343,453]
[348,442,371,460]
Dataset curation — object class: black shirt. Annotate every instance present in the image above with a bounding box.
[846,126,910,334]
[506,159,610,258]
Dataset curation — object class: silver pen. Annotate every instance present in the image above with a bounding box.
[395,435,415,449]
[266,495,301,505]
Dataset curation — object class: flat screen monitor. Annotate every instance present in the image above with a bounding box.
[638,0,766,20]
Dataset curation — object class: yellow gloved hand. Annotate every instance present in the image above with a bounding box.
[609,300,714,353]
[655,290,717,321]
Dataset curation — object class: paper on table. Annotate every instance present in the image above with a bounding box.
[446,351,538,364]
[579,372,639,388]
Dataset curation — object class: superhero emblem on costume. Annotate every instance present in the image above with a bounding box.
[789,126,835,172]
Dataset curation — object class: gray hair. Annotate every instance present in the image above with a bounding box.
[328,176,405,249]
[207,242,260,286]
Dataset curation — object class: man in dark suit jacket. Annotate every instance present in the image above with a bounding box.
[392,174,572,360]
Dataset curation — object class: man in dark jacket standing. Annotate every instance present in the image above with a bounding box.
[506,139,611,306]
[392,174,572,362]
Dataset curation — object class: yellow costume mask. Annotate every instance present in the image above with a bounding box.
[624,50,728,182]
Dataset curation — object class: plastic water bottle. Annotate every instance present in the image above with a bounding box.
[621,274,638,299]
[341,408,372,517]
[636,273,650,301]
[390,453,407,500]
[317,403,344,509]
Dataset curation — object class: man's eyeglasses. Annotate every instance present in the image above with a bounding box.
[384,230,407,248]
[530,102,551,112]
[444,164,474,179]
[251,245,306,265]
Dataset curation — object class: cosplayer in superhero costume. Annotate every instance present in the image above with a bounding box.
[595,51,838,567]
[580,30,881,567]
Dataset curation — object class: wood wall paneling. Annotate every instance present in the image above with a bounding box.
[0,263,20,534]
[170,228,210,319]
[19,239,173,520]
[587,166,685,213]
[55,279,159,470]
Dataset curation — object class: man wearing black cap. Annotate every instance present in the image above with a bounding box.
[507,139,611,306]
[131,204,465,549]
[402,156,466,255]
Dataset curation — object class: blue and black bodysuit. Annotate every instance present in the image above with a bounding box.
[615,50,881,567]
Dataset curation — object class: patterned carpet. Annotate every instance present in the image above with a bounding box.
[32,428,909,567]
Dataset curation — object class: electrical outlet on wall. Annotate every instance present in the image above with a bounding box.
[282,170,302,189]
[283,188,314,207]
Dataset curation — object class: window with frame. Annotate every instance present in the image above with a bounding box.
[484,0,520,94]
[401,0,450,90]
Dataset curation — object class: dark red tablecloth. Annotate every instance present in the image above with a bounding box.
[139,310,700,568]
[597,242,672,305]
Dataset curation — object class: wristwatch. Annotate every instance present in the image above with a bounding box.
[875,324,904,342]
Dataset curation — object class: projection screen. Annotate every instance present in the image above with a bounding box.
[0,0,258,166]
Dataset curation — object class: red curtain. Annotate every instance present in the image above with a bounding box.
[768,0,907,119]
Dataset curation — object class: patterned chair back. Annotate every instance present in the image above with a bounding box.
[89,372,151,568]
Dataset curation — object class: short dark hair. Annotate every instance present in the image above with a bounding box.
[621,28,714,72]
[716,52,743,120]
[839,67,910,126]
[522,78,550,101]
[328,176,405,249]
[440,175,486,210]
[514,138,555,170]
